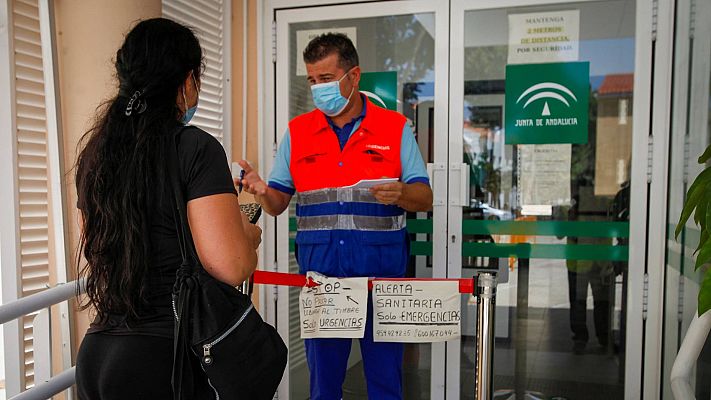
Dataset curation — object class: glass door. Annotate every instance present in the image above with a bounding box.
[269,0,651,398]
[662,0,711,398]
[273,2,450,398]
[449,0,643,398]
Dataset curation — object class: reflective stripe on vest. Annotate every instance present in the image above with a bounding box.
[297,187,380,205]
[297,214,406,231]
[289,98,407,234]
[296,187,405,232]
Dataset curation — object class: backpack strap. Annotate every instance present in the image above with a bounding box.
[167,126,199,400]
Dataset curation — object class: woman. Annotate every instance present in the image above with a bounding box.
[74,18,261,399]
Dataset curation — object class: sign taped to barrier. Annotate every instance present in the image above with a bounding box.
[373,281,461,343]
[299,272,368,339]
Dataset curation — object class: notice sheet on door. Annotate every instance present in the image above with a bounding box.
[519,144,572,213]
[507,10,580,64]
[507,10,580,213]
[299,272,368,339]
[372,280,461,343]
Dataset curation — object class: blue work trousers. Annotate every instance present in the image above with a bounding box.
[304,300,403,400]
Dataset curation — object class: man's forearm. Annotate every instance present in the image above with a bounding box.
[396,182,433,212]
[256,187,292,216]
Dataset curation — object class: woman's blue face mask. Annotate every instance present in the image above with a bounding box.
[181,74,199,125]
[310,68,355,117]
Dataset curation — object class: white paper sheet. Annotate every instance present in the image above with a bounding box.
[299,272,369,339]
[343,178,399,189]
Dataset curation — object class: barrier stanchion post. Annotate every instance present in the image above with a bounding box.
[514,258,529,399]
[475,272,496,400]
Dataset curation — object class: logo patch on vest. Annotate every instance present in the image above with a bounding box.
[365,144,390,151]
[364,150,384,163]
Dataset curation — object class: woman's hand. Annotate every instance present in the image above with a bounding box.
[241,212,262,250]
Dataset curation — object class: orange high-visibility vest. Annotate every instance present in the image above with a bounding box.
[288,98,409,279]
[289,98,404,192]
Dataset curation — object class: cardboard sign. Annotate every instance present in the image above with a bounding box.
[372,281,461,343]
[299,272,368,339]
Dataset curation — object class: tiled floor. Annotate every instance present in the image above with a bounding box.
[339,258,625,399]
[342,307,623,399]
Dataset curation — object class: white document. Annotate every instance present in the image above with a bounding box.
[519,144,571,212]
[299,272,369,339]
[373,280,461,343]
[343,178,398,189]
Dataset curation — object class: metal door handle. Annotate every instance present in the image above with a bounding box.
[427,162,446,206]
[449,163,470,207]
[460,163,470,207]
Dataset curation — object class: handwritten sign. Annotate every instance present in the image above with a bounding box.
[299,272,368,339]
[373,281,461,343]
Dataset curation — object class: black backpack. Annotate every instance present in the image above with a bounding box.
[168,127,287,400]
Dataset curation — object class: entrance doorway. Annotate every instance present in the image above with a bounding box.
[264,0,647,398]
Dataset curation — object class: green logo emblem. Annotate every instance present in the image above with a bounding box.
[360,71,397,111]
[505,62,589,144]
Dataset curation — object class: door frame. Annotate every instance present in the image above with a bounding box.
[0,0,73,394]
[447,0,661,398]
[644,0,674,398]
[662,0,711,397]
[262,0,662,398]
[265,1,451,398]
[661,0,698,397]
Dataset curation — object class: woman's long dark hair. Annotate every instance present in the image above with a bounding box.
[75,18,203,322]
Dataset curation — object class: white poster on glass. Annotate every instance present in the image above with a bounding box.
[519,144,572,212]
[508,10,579,214]
[507,10,580,65]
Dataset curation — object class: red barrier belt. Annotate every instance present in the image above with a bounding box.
[252,270,313,287]
[252,270,476,294]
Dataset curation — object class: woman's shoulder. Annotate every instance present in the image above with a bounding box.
[173,125,235,199]
[176,125,226,160]
[177,125,222,149]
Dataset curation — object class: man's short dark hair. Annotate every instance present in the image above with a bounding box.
[303,33,359,70]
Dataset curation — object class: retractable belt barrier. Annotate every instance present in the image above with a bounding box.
[248,269,496,399]
[0,272,496,400]
[251,270,477,293]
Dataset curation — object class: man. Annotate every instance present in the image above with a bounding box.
[557,187,614,355]
[239,33,432,400]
